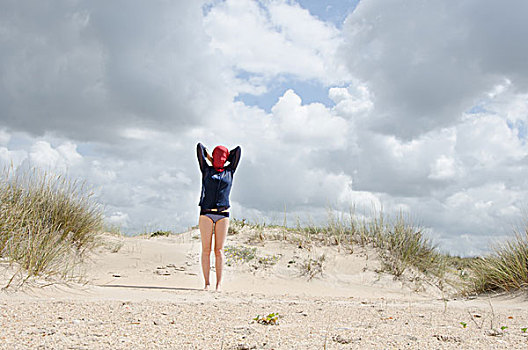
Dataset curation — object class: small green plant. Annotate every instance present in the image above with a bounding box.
[460,321,467,328]
[254,313,280,325]
[224,245,279,268]
[521,327,527,333]
[150,230,171,238]
[257,254,280,267]
[224,245,257,265]
[500,326,508,331]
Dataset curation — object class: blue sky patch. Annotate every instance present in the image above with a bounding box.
[236,76,337,112]
[466,105,488,114]
[297,0,359,27]
[507,120,528,141]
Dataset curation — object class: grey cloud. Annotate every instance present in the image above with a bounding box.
[341,0,528,139]
[462,1,528,90]
[0,0,231,142]
[339,130,447,197]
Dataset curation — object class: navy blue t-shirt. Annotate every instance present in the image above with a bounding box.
[197,143,241,210]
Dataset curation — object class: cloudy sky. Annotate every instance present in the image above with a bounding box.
[1,0,527,256]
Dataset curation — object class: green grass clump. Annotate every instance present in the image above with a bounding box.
[224,245,279,268]
[0,166,103,287]
[469,228,528,293]
[150,230,172,238]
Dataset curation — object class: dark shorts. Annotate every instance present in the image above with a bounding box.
[200,208,230,224]
[202,213,229,224]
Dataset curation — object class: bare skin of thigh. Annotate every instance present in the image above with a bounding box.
[199,215,229,291]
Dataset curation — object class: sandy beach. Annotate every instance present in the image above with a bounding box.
[1,229,527,349]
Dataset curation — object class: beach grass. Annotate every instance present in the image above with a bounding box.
[469,227,528,293]
[0,166,103,287]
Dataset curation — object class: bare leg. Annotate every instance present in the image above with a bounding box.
[199,215,214,290]
[214,218,229,291]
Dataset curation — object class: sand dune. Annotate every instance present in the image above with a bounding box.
[1,229,527,349]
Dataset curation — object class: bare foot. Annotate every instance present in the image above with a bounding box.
[203,284,210,291]
[215,284,222,292]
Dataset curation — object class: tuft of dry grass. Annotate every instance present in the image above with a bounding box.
[0,166,103,288]
[468,227,528,293]
[373,213,446,278]
[297,254,325,280]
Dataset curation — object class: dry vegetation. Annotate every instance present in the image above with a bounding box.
[230,211,454,285]
[229,209,528,296]
[0,166,103,288]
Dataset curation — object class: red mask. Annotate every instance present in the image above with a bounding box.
[212,146,229,172]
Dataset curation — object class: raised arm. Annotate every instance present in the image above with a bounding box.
[227,146,241,172]
[196,143,209,173]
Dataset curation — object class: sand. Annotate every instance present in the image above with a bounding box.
[1,229,527,349]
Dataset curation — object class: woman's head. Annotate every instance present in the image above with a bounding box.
[212,145,229,171]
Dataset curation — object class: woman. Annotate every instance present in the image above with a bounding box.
[196,142,241,291]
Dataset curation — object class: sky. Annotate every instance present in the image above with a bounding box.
[1,0,528,256]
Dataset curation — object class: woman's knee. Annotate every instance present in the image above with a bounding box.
[214,247,224,257]
[202,247,212,255]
